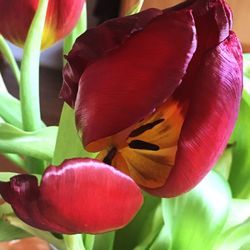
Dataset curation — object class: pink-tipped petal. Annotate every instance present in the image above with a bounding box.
[0,159,143,234]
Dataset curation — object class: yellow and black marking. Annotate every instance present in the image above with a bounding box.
[97,98,188,188]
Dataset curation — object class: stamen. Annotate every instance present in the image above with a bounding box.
[129,119,165,137]
[103,147,117,165]
[128,140,160,151]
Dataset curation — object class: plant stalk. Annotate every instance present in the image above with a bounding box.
[20,0,49,173]
[64,235,86,250]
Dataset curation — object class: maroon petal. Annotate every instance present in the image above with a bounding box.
[60,8,163,107]
[192,0,232,55]
[0,159,143,234]
[149,32,242,197]
[68,10,197,147]
[169,0,232,48]
[169,0,232,99]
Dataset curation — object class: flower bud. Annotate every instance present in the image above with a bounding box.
[0,0,85,49]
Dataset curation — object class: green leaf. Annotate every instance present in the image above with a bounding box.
[214,146,233,180]
[149,225,171,250]
[162,171,231,250]
[213,218,250,250]
[126,0,144,15]
[133,205,164,250]
[223,199,250,231]
[0,122,57,161]
[240,242,250,250]
[229,95,250,198]
[52,103,96,166]
[0,219,31,242]
[114,193,163,250]
[0,92,23,129]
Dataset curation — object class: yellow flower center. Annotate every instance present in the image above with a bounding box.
[92,98,188,188]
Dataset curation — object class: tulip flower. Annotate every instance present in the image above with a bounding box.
[0,0,85,49]
[0,159,143,234]
[60,0,243,197]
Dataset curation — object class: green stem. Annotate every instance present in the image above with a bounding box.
[84,234,95,250]
[0,35,20,84]
[63,2,87,58]
[52,104,96,165]
[20,0,48,131]
[64,234,86,250]
[20,0,48,173]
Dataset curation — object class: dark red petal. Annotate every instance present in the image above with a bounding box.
[169,0,232,47]
[70,10,196,146]
[0,159,143,234]
[148,32,243,197]
[192,0,232,51]
[169,0,232,99]
[60,8,163,107]
[0,175,66,232]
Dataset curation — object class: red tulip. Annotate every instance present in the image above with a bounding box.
[0,0,85,49]
[60,0,243,197]
[0,159,143,234]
